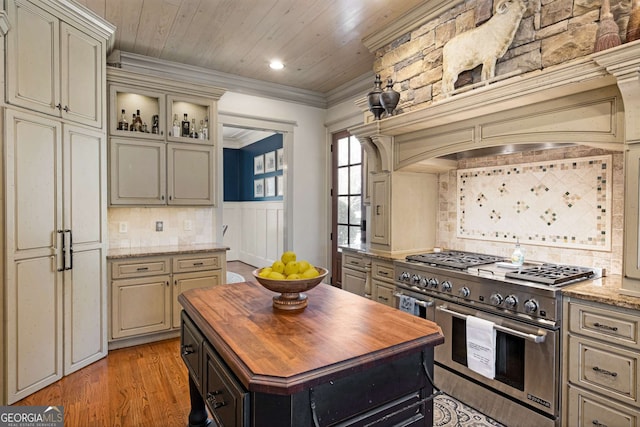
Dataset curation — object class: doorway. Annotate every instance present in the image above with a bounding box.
[218,113,295,266]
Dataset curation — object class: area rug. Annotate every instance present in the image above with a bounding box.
[434,393,504,427]
[226,271,245,284]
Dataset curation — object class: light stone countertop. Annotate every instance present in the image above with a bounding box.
[561,275,640,311]
[107,243,229,259]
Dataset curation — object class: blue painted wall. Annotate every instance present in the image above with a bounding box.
[223,133,283,202]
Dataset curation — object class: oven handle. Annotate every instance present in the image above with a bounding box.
[436,305,547,344]
[393,292,434,308]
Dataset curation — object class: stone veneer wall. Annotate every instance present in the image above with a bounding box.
[373,0,633,112]
[436,146,624,274]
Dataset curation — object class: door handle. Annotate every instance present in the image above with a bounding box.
[57,230,66,272]
[66,229,73,271]
[436,305,547,343]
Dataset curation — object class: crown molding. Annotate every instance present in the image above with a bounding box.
[362,0,464,52]
[39,0,115,48]
[116,51,328,109]
[325,71,375,106]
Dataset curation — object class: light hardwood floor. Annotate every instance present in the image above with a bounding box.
[14,261,257,427]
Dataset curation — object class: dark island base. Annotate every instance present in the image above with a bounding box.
[186,343,436,427]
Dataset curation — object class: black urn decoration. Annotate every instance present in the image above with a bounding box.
[367,74,384,120]
[380,78,400,116]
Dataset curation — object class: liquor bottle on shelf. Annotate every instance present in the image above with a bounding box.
[130,113,137,131]
[190,118,198,138]
[198,120,205,140]
[132,109,143,132]
[151,115,159,134]
[172,114,180,137]
[118,109,129,131]
[142,122,148,133]
[181,113,190,137]
[202,117,209,140]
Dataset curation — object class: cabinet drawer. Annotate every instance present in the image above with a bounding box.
[342,252,369,269]
[373,279,395,307]
[372,260,394,283]
[110,257,170,279]
[567,384,638,427]
[181,312,204,391]
[568,301,639,350]
[203,342,249,427]
[173,253,223,273]
[568,335,639,407]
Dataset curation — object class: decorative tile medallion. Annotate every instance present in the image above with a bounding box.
[457,155,612,250]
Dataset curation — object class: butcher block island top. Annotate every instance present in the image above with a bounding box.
[178,280,444,427]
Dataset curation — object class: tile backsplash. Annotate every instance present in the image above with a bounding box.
[437,146,624,274]
[108,207,215,249]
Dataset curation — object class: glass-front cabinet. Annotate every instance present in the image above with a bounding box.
[106,68,224,206]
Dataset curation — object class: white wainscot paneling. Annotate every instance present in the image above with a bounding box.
[223,201,284,267]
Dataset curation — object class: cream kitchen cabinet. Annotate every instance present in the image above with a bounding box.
[6,0,109,128]
[109,251,226,347]
[109,139,214,205]
[563,297,640,426]
[371,258,396,307]
[4,109,108,404]
[370,172,390,246]
[107,68,224,206]
[341,250,371,298]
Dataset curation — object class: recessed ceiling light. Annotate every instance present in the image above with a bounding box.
[269,60,284,70]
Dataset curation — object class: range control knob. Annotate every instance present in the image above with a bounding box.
[399,272,410,282]
[441,281,452,292]
[458,286,470,298]
[419,277,428,287]
[505,295,518,309]
[428,278,439,288]
[412,274,421,285]
[524,299,538,314]
[490,293,504,306]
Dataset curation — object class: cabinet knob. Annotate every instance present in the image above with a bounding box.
[63,105,70,112]
[181,345,195,355]
[55,103,62,110]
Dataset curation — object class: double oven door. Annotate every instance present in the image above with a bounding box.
[433,299,559,418]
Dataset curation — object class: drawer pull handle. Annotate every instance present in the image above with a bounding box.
[592,366,617,377]
[136,267,149,271]
[193,262,204,266]
[379,271,389,276]
[593,322,618,332]
[378,296,389,301]
[206,391,226,409]
[181,345,195,356]
[592,420,608,427]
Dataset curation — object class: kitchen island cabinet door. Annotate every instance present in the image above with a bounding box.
[167,143,215,206]
[109,138,166,205]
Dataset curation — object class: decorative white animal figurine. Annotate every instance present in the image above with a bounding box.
[441,0,527,96]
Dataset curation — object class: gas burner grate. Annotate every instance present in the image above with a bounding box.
[406,251,505,270]
[505,264,595,285]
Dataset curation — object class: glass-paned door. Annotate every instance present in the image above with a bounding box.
[331,130,363,286]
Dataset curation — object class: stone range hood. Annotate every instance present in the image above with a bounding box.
[351,57,625,174]
[349,40,640,297]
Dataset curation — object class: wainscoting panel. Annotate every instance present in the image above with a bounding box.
[223,201,284,267]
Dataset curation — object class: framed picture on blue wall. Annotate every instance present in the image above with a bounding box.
[254,179,264,198]
[265,176,276,197]
[277,175,284,196]
[265,151,276,173]
[277,148,284,170]
[254,155,264,175]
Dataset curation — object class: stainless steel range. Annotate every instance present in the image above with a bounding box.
[394,250,599,427]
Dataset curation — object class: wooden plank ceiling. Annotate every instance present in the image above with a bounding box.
[76,0,424,94]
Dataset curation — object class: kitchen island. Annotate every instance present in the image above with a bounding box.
[178,280,444,427]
